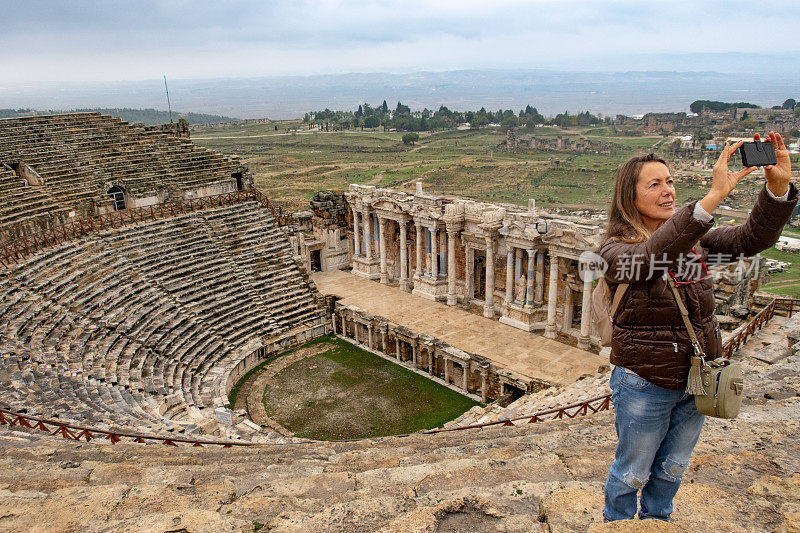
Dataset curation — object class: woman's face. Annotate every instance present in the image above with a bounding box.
[635,161,675,231]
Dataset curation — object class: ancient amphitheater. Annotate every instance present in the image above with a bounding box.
[1,114,799,532]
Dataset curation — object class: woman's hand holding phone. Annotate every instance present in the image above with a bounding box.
[755,131,791,197]
[699,140,757,214]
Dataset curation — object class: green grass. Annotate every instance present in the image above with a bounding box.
[759,246,800,297]
[260,336,481,440]
[227,351,284,408]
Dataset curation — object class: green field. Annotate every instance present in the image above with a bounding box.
[192,120,780,213]
[259,336,480,440]
[191,122,685,210]
[191,120,800,288]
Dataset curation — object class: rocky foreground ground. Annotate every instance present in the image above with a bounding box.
[1,318,799,532]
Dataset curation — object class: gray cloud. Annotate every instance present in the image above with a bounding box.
[1,0,798,81]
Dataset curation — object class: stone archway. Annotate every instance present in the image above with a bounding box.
[107,185,127,211]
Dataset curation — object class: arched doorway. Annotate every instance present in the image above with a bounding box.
[107,186,126,211]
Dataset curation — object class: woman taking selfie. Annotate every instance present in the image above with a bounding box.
[600,132,795,521]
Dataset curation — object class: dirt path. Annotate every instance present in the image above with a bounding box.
[764,277,800,285]
[762,281,800,290]
[253,163,356,179]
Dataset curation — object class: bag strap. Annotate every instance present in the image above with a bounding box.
[665,274,703,355]
[664,273,707,394]
[609,282,629,320]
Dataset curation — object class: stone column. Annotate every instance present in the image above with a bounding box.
[352,207,361,257]
[545,253,559,338]
[579,276,592,350]
[332,311,338,335]
[526,249,535,306]
[394,338,400,359]
[461,362,468,392]
[354,320,360,344]
[466,246,474,299]
[505,247,514,306]
[415,223,423,278]
[424,229,431,277]
[378,217,388,284]
[480,371,488,403]
[535,251,545,305]
[367,323,374,349]
[428,347,434,374]
[399,220,409,291]
[484,236,495,318]
[439,232,447,279]
[431,227,439,278]
[362,211,372,260]
[411,343,417,366]
[447,229,458,305]
[515,247,523,289]
[444,357,450,384]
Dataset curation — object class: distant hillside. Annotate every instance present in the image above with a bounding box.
[0,107,237,125]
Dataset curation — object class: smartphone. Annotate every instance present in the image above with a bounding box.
[739,141,777,167]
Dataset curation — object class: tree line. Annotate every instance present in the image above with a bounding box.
[689,98,797,114]
[303,101,605,132]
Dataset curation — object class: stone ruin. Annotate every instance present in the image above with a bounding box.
[0,112,253,242]
[298,184,772,344]
[0,114,798,531]
[0,202,327,441]
[616,107,800,134]
[0,113,329,442]
[288,190,351,273]
[500,128,618,154]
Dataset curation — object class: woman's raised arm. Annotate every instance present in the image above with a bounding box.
[700,131,796,260]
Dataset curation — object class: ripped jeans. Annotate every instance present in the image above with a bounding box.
[603,366,705,521]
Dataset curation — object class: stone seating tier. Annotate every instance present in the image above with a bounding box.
[0,202,325,437]
[0,113,244,240]
[2,343,800,533]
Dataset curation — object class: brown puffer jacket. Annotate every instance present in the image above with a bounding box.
[600,184,798,390]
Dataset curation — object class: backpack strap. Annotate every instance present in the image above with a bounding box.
[609,282,629,321]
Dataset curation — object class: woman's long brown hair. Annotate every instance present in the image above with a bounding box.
[604,153,669,243]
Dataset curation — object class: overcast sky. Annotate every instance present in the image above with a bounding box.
[2,0,799,82]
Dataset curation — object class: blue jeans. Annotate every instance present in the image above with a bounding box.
[603,366,705,521]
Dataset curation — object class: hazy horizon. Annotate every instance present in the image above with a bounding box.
[3,1,798,120]
[2,68,798,121]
